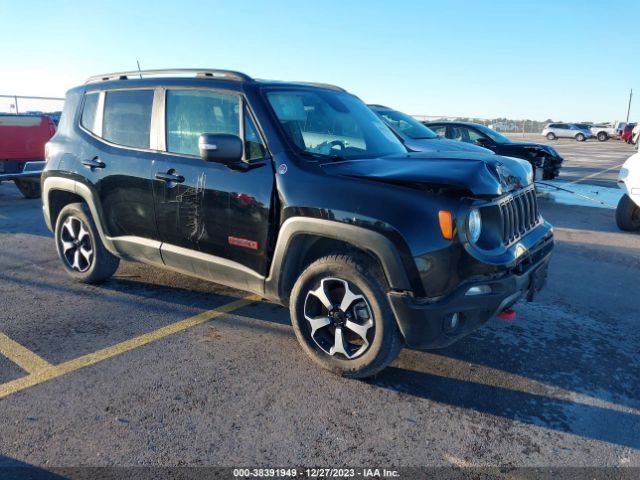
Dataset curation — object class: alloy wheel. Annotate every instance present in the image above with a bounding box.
[59,216,94,272]
[303,277,374,359]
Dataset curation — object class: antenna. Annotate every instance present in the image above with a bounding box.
[136,60,142,79]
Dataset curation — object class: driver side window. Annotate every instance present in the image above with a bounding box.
[430,125,447,137]
[466,128,486,143]
[165,89,240,156]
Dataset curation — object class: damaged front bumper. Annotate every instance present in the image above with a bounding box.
[389,234,553,350]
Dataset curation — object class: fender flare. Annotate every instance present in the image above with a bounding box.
[264,217,413,302]
[42,176,118,256]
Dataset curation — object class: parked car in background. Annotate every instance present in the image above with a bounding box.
[620,123,636,144]
[425,121,564,179]
[616,152,640,231]
[369,105,491,154]
[542,123,592,142]
[0,114,56,198]
[591,121,626,142]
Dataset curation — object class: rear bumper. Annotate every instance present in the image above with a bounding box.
[389,236,553,350]
[0,161,45,181]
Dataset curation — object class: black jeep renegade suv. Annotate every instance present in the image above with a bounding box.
[42,69,553,378]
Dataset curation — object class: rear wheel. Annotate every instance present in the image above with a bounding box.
[14,179,41,199]
[616,194,640,231]
[575,133,585,142]
[289,254,402,378]
[546,132,556,140]
[597,132,608,142]
[54,203,120,283]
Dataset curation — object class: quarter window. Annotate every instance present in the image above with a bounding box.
[81,92,99,134]
[102,90,153,149]
[166,89,240,156]
[244,109,266,161]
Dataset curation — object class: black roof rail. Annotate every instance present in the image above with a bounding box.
[367,104,391,109]
[85,68,253,84]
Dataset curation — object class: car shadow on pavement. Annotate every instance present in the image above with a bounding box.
[0,456,67,479]
[370,365,640,450]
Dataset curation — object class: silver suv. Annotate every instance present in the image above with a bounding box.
[542,123,592,142]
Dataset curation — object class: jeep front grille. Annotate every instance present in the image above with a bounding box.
[497,186,540,245]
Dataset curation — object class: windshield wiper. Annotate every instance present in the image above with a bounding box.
[299,151,346,162]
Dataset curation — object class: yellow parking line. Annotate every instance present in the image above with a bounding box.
[0,332,53,374]
[563,162,624,186]
[0,294,260,399]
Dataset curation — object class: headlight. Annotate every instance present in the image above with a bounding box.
[468,208,482,243]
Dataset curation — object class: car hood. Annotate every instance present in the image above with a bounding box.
[403,137,493,154]
[321,152,532,196]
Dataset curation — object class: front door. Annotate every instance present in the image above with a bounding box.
[152,88,274,278]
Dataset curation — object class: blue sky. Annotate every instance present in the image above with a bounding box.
[1,0,638,121]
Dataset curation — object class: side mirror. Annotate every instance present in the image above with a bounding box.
[198,133,243,164]
[475,137,492,147]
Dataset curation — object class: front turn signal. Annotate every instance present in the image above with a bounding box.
[438,210,453,240]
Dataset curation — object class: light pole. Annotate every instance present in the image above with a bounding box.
[626,88,633,123]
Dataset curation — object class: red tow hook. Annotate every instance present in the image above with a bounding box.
[497,308,517,320]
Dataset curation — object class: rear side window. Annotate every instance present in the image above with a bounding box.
[81,92,99,134]
[166,89,240,156]
[102,90,153,149]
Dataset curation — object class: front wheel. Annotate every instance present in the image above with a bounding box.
[597,132,608,142]
[289,254,402,378]
[14,179,41,199]
[575,133,585,142]
[546,132,556,140]
[616,194,640,231]
[54,203,120,282]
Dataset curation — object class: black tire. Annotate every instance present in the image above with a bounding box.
[289,254,402,378]
[546,133,556,140]
[616,194,640,231]
[54,203,120,283]
[14,179,41,199]
[575,133,585,142]
[597,132,608,142]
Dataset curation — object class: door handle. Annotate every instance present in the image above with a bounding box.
[81,157,105,169]
[155,171,185,183]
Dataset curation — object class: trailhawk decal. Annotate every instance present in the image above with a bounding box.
[228,236,259,250]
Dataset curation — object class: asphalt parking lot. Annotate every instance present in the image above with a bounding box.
[0,139,639,469]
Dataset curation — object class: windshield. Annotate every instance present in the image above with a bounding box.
[374,109,438,140]
[265,89,407,160]
[474,124,512,144]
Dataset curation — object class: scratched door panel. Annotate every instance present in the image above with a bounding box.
[152,155,229,256]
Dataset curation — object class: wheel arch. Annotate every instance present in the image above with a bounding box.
[43,177,117,255]
[265,217,413,304]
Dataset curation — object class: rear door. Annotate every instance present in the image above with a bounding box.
[78,89,159,243]
[152,87,275,277]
